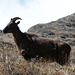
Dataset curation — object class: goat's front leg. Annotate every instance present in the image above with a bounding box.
[20,49,30,60]
[20,49,36,60]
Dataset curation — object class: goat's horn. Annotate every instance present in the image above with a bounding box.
[12,17,22,21]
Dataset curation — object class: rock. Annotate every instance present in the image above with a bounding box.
[72,35,75,38]
[0,29,2,33]
[58,33,69,39]
[69,41,75,46]
[48,32,55,35]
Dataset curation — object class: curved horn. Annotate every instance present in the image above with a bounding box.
[11,17,22,21]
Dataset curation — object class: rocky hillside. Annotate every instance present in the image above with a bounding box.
[28,13,75,46]
[0,13,75,75]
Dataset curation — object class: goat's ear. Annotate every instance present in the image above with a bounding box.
[16,21,20,25]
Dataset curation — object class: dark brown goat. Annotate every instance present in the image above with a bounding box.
[3,17,71,65]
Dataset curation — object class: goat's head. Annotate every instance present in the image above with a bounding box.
[3,17,22,34]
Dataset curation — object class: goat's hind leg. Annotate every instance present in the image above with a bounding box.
[65,44,71,64]
[57,44,71,65]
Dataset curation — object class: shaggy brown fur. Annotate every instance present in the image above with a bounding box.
[3,17,71,65]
